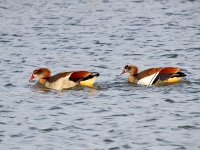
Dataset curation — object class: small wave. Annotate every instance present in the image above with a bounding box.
[103,138,114,143]
[10,133,24,138]
[177,125,199,130]
[49,106,62,110]
[161,54,179,58]
[165,99,175,103]
[40,127,58,133]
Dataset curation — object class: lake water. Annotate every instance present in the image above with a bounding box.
[0,0,200,149]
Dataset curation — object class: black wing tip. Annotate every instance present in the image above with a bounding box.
[92,72,100,77]
[182,72,187,77]
[177,72,187,77]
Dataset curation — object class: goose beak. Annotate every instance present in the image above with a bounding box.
[29,74,35,82]
[120,69,126,76]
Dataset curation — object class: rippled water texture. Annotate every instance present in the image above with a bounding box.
[0,0,200,149]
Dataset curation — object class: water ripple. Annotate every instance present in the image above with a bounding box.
[0,0,200,149]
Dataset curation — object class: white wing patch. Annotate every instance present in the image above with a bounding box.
[137,72,159,86]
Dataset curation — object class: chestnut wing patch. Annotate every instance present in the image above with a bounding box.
[69,71,91,82]
[159,67,180,74]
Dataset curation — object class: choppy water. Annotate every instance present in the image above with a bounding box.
[0,0,200,149]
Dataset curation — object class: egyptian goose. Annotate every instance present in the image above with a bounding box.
[29,68,99,90]
[121,64,186,85]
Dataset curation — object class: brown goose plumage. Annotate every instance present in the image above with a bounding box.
[29,68,99,90]
[121,65,186,85]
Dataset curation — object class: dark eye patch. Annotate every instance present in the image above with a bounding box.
[33,70,37,74]
[124,65,131,70]
[33,69,42,74]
